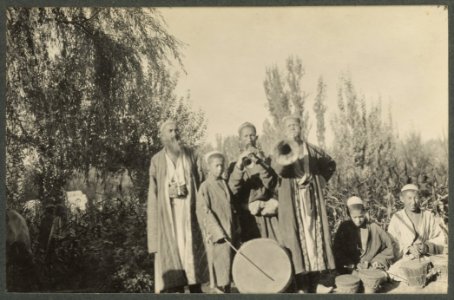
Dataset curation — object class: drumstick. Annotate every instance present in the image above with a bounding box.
[386,271,409,285]
[224,239,275,282]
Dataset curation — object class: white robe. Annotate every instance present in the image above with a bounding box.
[387,209,445,281]
[163,152,196,284]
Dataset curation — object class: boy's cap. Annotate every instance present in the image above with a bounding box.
[401,184,419,193]
[346,196,363,208]
[238,122,256,135]
[204,151,224,164]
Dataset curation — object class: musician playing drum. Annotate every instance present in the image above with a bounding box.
[387,184,445,283]
[228,122,280,243]
[333,196,395,274]
[273,115,336,293]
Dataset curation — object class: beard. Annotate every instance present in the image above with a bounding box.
[162,137,183,156]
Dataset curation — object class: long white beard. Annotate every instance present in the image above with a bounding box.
[163,138,182,156]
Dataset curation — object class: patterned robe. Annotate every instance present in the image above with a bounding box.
[147,146,208,293]
[274,141,336,275]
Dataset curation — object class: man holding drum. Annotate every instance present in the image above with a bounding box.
[387,184,445,282]
[273,115,336,293]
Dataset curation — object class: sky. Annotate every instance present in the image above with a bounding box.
[159,6,448,147]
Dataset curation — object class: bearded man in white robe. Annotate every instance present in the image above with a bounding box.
[147,120,208,293]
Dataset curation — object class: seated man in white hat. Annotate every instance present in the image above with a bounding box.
[333,196,395,275]
[387,184,445,281]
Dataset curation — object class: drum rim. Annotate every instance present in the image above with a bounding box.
[232,238,292,294]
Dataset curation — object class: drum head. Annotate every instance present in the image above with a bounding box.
[232,238,292,293]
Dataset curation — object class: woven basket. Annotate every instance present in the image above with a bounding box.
[355,269,387,293]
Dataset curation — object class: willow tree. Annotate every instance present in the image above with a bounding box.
[6,7,206,209]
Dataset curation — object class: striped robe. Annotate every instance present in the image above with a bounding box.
[274,142,336,275]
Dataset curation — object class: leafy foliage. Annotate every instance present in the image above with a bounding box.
[328,77,448,232]
[6,7,206,292]
[263,56,310,143]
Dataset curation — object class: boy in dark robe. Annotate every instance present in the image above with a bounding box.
[333,196,395,274]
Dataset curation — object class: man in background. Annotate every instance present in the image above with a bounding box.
[228,122,280,242]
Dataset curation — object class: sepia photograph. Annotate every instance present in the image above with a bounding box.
[5,5,449,294]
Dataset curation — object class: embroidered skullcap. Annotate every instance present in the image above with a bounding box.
[238,122,256,135]
[346,196,363,208]
[159,119,177,134]
[401,184,419,193]
[282,114,302,125]
[204,151,224,164]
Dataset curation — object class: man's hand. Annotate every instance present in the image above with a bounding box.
[168,183,178,198]
[371,261,384,270]
[235,150,251,169]
[416,242,429,255]
[357,261,369,270]
[216,237,227,244]
[407,244,421,258]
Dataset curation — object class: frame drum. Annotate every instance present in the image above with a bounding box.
[232,238,292,293]
[430,255,448,282]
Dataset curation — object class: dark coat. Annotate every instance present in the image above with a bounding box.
[333,220,395,273]
[274,142,336,274]
[228,153,280,242]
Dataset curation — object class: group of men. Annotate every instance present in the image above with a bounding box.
[146,115,447,293]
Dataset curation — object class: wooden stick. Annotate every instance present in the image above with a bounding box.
[224,239,275,282]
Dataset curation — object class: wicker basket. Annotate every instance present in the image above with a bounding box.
[355,269,387,293]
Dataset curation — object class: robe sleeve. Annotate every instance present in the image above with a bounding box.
[387,215,405,259]
[197,184,226,243]
[425,212,445,254]
[256,157,278,191]
[370,225,395,270]
[147,157,158,254]
[333,222,352,271]
[228,163,244,197]
[316,148,336,182]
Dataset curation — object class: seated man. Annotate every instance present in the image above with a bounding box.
[334,196,395,274]
[387,184,445,281]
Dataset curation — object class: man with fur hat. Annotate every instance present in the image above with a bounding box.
[273,115,336,293]
[333,196,395,274]
[147,120,208,293]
